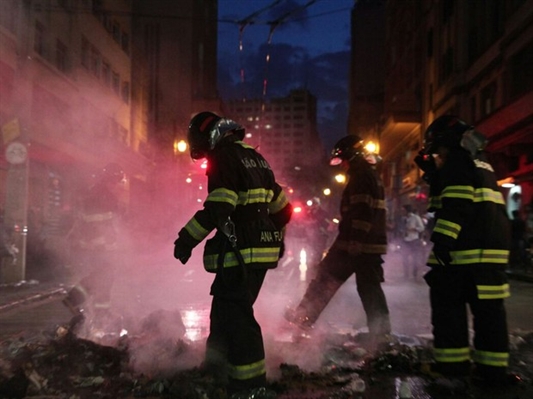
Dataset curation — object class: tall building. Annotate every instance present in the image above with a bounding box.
[131,0,220,158]
[347,0,386,139]
[225,89,326,194]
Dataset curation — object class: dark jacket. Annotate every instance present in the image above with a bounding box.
[332,157,388,255]
[427,149,510,267]
[177,136,293,272]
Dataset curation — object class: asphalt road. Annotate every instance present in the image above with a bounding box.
[1,247,533,399]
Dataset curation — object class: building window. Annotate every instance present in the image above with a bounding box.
[121,81,130,103]
[112,71,120,94]
[119,125,128,144]
[112,21,121,43]
[427,28,433,57]
[55,39,68,73]
[439,46,454,84]
[509,42,533,100]
[470,96,477,122]
[34,21,45,56]
[102,60,111,86]
[481,82,497,117]
[441,0,454,25]
[90,46,100,77]
[81,36,90,68]
[121,31,129,53]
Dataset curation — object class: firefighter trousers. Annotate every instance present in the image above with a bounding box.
[206,266,268,393]
[296,249,391,335]
[425,265,509,378]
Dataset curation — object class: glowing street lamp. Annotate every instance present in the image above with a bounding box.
[364,140,378,154]
[335,174,346,184]
[174,139,187,155]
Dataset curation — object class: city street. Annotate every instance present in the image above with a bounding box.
[1,246,533,398]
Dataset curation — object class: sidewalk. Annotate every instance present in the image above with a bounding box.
[0,279,69,313]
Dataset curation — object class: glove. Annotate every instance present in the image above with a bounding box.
[414,150,436,174]
[432,243,452,266]
[174,239,192,264]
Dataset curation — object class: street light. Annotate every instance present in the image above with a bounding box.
[173,139,187,155]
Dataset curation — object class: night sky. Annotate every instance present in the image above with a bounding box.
[217,0,354,150]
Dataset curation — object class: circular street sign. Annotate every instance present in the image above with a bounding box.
[5,141,28,164]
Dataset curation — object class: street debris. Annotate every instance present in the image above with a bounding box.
[1,322,533,399]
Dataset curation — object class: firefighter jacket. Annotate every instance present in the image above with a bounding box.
[332,157,388,255]
[176,136,292,272]
[427,149,511,274]
[71,182,120,252]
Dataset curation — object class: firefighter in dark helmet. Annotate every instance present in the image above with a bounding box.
[173,112,293,395]
[415,115,518,387]
[63,163,124,328]
[285,135,391,344]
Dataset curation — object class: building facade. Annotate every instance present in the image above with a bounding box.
[0,0,219,282]
[350,0,533,227]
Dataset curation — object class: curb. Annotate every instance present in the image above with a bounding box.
[0,287,67,313]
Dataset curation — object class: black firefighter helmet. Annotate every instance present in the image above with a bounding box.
[423,115,473,154]
[329,135,366,166]
[187,111,245,160]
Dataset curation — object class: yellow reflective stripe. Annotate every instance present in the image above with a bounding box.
[434,219,461,239]
[184,217,211,241]
[477,283,510,299]
[269,191,290,214]
[237,188,274,205]
[206,188,239,206]
[473,350,509,367]
[204,247,280,270]
[237,141,255,150]
[474,188,505,204]
[441,185,474,200]
[229,359,266,380]
[352,220,372,231]
[82,211,114,222]
[350,195,386,209]
[362,243,388,253]
[452,249,509,264]
[434,347,471,363]
[427,249,510,265]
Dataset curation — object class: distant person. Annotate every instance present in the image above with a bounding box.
[415,115,517,388]
[510,209,527,270]
[0,209,17,265]
[285,135,391,346]
[173,112,293,396]
[63,163,125,329]
[400,204,426,280]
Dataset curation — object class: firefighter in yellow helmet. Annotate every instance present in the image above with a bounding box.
[415,115,518,388]
[173,112,292,396]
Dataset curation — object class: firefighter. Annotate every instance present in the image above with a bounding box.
[63,163,124,327]
[415,115,517,387]
[173,112,292,396]
[285,135,391,344]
